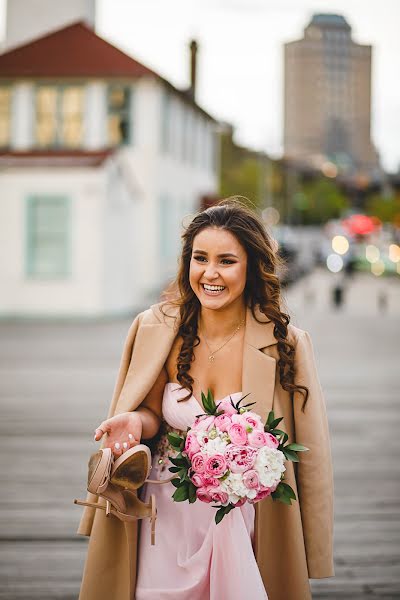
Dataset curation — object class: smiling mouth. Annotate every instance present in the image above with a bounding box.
[201,283,226,295]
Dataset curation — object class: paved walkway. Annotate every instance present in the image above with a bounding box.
[0,268,399,598]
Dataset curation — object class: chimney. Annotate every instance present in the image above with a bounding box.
[188,39,198,100]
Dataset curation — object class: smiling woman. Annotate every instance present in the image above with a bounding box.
[77,197,334,600]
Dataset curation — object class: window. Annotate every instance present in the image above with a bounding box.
[0,87,11,148]
[160,88,170,154]
[108,85,131,146]
[26,196,70,278]
[36,85,84,148]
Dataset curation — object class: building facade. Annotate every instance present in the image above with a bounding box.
[284,14,379,174]
[0,22,218,317]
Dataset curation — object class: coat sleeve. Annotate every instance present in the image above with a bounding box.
[293,330,335,578]
[76,312,143,537]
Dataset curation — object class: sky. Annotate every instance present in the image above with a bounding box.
[1,0,399,172]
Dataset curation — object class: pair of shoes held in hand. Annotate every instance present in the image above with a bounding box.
[74,444,173,545]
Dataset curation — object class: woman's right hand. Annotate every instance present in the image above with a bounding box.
[94,411,143,458]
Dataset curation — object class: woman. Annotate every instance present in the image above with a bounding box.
[77,199,334,600]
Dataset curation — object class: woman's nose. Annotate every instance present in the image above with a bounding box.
[204,263,219,279]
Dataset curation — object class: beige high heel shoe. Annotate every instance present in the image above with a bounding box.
[74,444,172,544]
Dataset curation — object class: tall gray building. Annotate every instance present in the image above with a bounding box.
[284,14,379,173]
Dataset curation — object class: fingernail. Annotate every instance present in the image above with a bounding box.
[128,434,133,440]
[115,442,120,450]
[123,442,128,449]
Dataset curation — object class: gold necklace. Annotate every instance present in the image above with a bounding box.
[200,318,245,362]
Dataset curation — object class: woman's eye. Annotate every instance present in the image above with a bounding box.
[193,255,207,262]
[221,259,235,265]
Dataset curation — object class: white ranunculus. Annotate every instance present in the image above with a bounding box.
[202,436,228,455]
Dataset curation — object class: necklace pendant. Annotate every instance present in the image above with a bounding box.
[208,354,215,362]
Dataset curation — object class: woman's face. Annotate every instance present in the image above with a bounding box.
[189,227,248,311]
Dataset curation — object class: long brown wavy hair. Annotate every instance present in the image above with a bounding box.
[162,197,309,411]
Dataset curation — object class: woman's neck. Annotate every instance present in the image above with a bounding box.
[198,299,247,341]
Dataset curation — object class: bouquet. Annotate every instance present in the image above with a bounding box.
[167,390,308,523]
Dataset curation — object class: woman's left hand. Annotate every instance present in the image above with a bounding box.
[93,411,143,458]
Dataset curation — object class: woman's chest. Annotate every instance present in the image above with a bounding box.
[165,335,244,400]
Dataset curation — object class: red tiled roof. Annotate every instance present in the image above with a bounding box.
[0,149,114,168]
[0,22,158,78]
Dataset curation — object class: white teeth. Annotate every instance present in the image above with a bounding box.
[203,284,225,292]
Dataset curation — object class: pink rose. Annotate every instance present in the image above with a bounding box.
[214,413,232,432]
[184,431,201,458]
[265,433,279,449]
[191,452,206,473]
[210,487,229,505]
[192,415,215,432]
[248,430,269,449]
[216,399,237,416]
[234,497,247,507]
[225,445,257,473]
[203,475,220,487]
[191,473,206,487]
[228,423,248,445]
[204,454,227,477]
[243,469,260,489]
[252,485,273,503]
[243,413,264,431]
[196,486,213,503]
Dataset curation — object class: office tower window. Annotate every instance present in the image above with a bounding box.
[0,87,11,148]
[108,84,131,146]
[26,196,70,278]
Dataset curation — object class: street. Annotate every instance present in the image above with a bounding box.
[0,267,399,599]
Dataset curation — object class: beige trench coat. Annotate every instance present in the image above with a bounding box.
[77,302,334,600]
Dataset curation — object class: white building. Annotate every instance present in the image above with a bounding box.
[0,21,219,318]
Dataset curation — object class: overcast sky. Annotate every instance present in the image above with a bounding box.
[1,0,399,172]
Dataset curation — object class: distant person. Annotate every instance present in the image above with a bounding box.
[75,199,334,600]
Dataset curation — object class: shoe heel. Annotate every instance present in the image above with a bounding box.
[110,445,151,491]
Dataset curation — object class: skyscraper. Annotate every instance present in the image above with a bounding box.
[284,14,379,174]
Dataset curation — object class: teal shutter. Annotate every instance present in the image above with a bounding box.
[26,196,70,278]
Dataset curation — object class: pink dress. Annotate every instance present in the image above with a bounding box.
[136,383,268,600]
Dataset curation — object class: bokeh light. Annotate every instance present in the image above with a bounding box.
[262,206,280,226]
[326,253,343,272]
[371,260,385,276]
[388,244,400,263]
[365,245,380,263]
[321,161,338,178]
[332,235,349,255]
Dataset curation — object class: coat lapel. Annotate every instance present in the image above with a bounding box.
[242,306,278,424]
[115,304,179,414]
[115,302,278,423]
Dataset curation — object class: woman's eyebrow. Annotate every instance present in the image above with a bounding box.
[192,249,239,259]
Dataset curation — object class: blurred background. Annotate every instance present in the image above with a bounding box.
[0,0,399,598]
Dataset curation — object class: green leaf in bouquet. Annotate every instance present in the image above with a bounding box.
[171,478,183,488]
[178,469,188,482]
[278,482,297,500]
[276,432,289,445]
[285,443,309,452]
[271,428,286,438]
[172,484,189,502]
[266,410,275,427]
[188,482,197,504]
[168,466,181,473]
[269,417,284,429]
[283,448,299,462]
[167,432,184,450]
[169,455,188,467]
[201,389,217,414]
[277,493,292,505]
[214,503,234,524]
